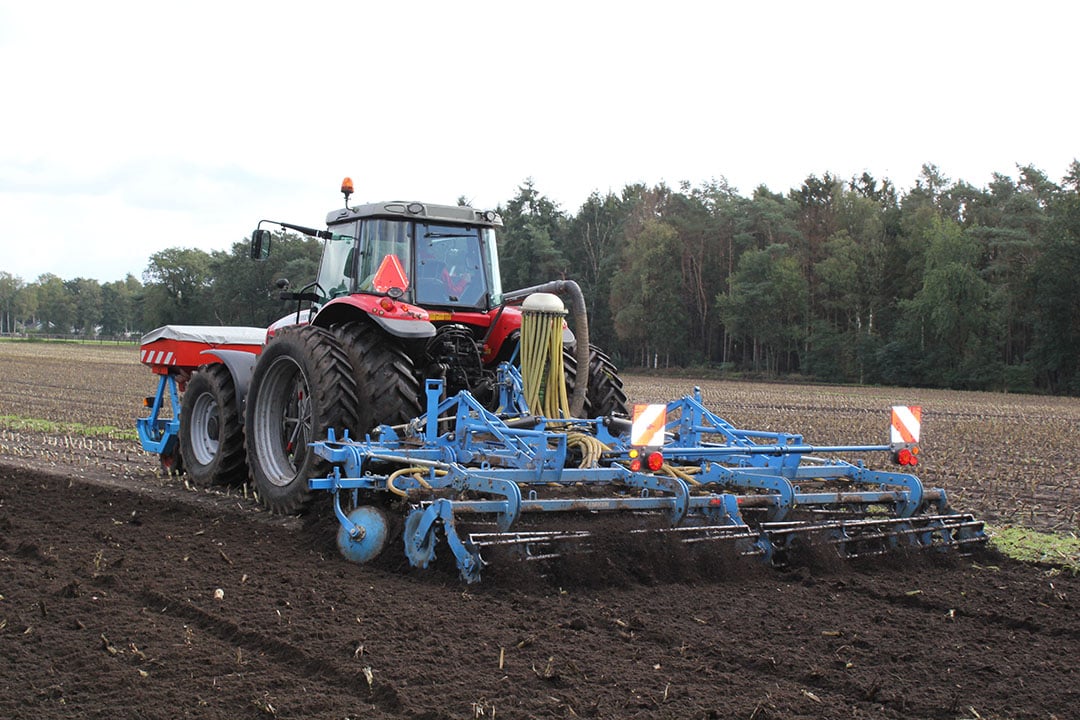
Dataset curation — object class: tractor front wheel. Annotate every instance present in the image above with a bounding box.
[179,364,246,487]
[245,326,358,514]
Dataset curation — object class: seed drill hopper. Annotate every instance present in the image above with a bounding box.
[307,294,986,582]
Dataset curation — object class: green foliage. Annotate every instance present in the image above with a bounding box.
[0,414,137,440]
[718,244,807,374]
[988,525,1080,573]
[141,247,213,327]
[34,273,75,333]
[1028,192,1080,393]
[893,215,996,388]
[561,191,629,352]
[99,275,141,336]
[209,233,322,326]
[497,179,567,291]
[611,217,691,365]
[0,271,26,333]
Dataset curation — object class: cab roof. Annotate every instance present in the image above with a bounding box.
[326,201,502,228]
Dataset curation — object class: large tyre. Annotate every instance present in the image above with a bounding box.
[564,344,629,417]
[334,322,422,435]
[245,326,358,514]
[179,364,247,487]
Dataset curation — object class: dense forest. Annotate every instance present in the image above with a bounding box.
[2,162,1078,395]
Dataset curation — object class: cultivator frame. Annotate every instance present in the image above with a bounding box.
[309,367,985,582]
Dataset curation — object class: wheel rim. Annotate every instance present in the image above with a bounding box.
[254,355,315,487]
[189,392,221,466]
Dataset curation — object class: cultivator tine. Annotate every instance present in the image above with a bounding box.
[762,513,986,560]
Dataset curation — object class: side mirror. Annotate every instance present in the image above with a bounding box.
[250,229,272,260]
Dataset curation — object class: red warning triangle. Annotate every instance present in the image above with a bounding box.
[373,254,409,293]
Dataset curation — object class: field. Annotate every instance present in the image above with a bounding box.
[1,340,1079,719]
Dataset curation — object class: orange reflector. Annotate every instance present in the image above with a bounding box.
[143,397,153,407]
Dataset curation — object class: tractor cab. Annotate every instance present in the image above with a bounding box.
[251,186,523,406]
[317,213,504,311]
[251,193,505,314]
[309,197,504,312]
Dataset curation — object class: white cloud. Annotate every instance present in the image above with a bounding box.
[1,0,1077,282]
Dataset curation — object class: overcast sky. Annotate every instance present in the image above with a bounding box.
[1,1,1076,283]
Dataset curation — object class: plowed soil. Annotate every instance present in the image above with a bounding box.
[1,343,1078,719]
[2,464,1077,720]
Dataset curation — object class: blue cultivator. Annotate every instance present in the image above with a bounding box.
[308,369,985,583]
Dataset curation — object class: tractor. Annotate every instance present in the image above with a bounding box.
[140,179,627,515]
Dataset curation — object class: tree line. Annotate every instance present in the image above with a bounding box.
[0,237,324,339]
[498,162,1080,395]
[2,161,1078,395]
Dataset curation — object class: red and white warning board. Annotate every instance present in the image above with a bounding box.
[890,406,921,445]
[631,404,667,447]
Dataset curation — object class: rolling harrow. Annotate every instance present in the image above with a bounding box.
[308,367,986,583]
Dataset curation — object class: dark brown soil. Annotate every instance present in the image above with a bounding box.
[1,461,1077,720]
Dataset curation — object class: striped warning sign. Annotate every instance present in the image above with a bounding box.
[631,404,667,447]
[140,349,176,365]
[890,406,921,444]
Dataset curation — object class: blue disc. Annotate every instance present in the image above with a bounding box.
[337,506,390,564]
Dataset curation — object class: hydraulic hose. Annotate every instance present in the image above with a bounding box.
[386,466,442,497]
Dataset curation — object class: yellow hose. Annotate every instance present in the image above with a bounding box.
[567,431,609,468]
[661,463,701,485]
[521,295,570,419]
[386,466,443,497]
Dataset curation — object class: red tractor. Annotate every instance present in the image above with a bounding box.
[157,180,627,514]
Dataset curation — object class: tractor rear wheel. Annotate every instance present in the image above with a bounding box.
[334,322,422,436]
[245,326,358,514]
[564,345,629,417]
[179,364,247,487]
